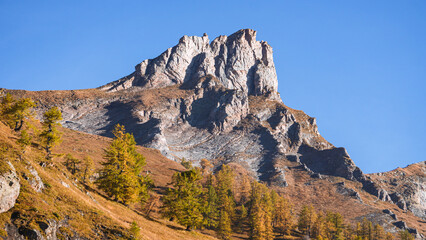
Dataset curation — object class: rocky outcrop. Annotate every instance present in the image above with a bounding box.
[369,161,426,220]
[0,162,20,213]
[101,29,279,99]
[389,192,407,211]
[23,165,44,193]
[6,212,80,240]
[335,182,363,202]
[298,145,363,180]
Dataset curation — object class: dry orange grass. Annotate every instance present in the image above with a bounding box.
[0,120,217,239]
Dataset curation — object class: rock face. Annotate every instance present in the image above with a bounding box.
[0,162,20,213]
[101,29,279,99]
[6,214,78,240]
[370,161,426,220]
[23,165,44,193]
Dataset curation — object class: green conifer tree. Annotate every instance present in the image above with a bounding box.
[215,165,236,237]
[65,153,81,175]
[96,124,149,204]
[0,94,35,131]
[248,181,274,240]
[129,221,140,240]
[399,230,414,240]
[324,212,344,240]
[298,205,317,237]
[218,209,232,240]
[237,204,248,233]
[180,157,192,169]
[385,232,394,240]
[17,129,32,153]
[81,156,94,184]
[373,224,386,240]
[39,107,62,159]
[274,196,295,236]
[163,169,204,230]
[203,182,219,228]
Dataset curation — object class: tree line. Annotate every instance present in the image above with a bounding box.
[163,159,413,240]
[160,160,414,240]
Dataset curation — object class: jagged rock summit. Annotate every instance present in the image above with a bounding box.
[101,29,279,99]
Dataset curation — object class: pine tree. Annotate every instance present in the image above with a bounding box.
[263,189,274,240]
[298,205,317,237]
[215,165,236,237]
[358,218,373,240]
[96,124,149,204]
[372,224,386,240]
[274,195,295,236]
[0,94,35,131]
[218,210,232,240]
[312,212,325,239]
[200,158,213,175]
[65,153,81,175]
[399,230,414,240]
[129,221,140,240]
[324,212,344,240]
[237,204,248,232]
[385,232,394,240]
[163,169,204,230]
[81,156,94,184]
[180,157,192,169]
[203,182,219,228]
[248,181,274,240]
[39,107,62,159]
[17,129,32,153]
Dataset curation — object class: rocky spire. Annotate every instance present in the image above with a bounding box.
[101,29,279,99]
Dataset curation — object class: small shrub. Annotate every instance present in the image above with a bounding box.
[129,221,140,239]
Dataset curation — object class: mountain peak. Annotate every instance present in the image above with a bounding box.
[101,29,279,100]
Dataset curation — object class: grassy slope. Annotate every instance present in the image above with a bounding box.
[4,88,425,238]
[0,121,217,240]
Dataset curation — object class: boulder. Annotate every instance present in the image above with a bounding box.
[0,162,20,213]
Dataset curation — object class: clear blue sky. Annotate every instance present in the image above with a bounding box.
[1,1,425,173]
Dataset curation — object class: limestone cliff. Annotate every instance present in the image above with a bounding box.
[101,29,278,99]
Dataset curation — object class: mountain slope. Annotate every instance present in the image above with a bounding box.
[0,121,217,239]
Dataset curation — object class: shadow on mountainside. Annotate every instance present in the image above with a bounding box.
[298,144,364,180]
[252,126,280,182]
[100,101,161,145]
